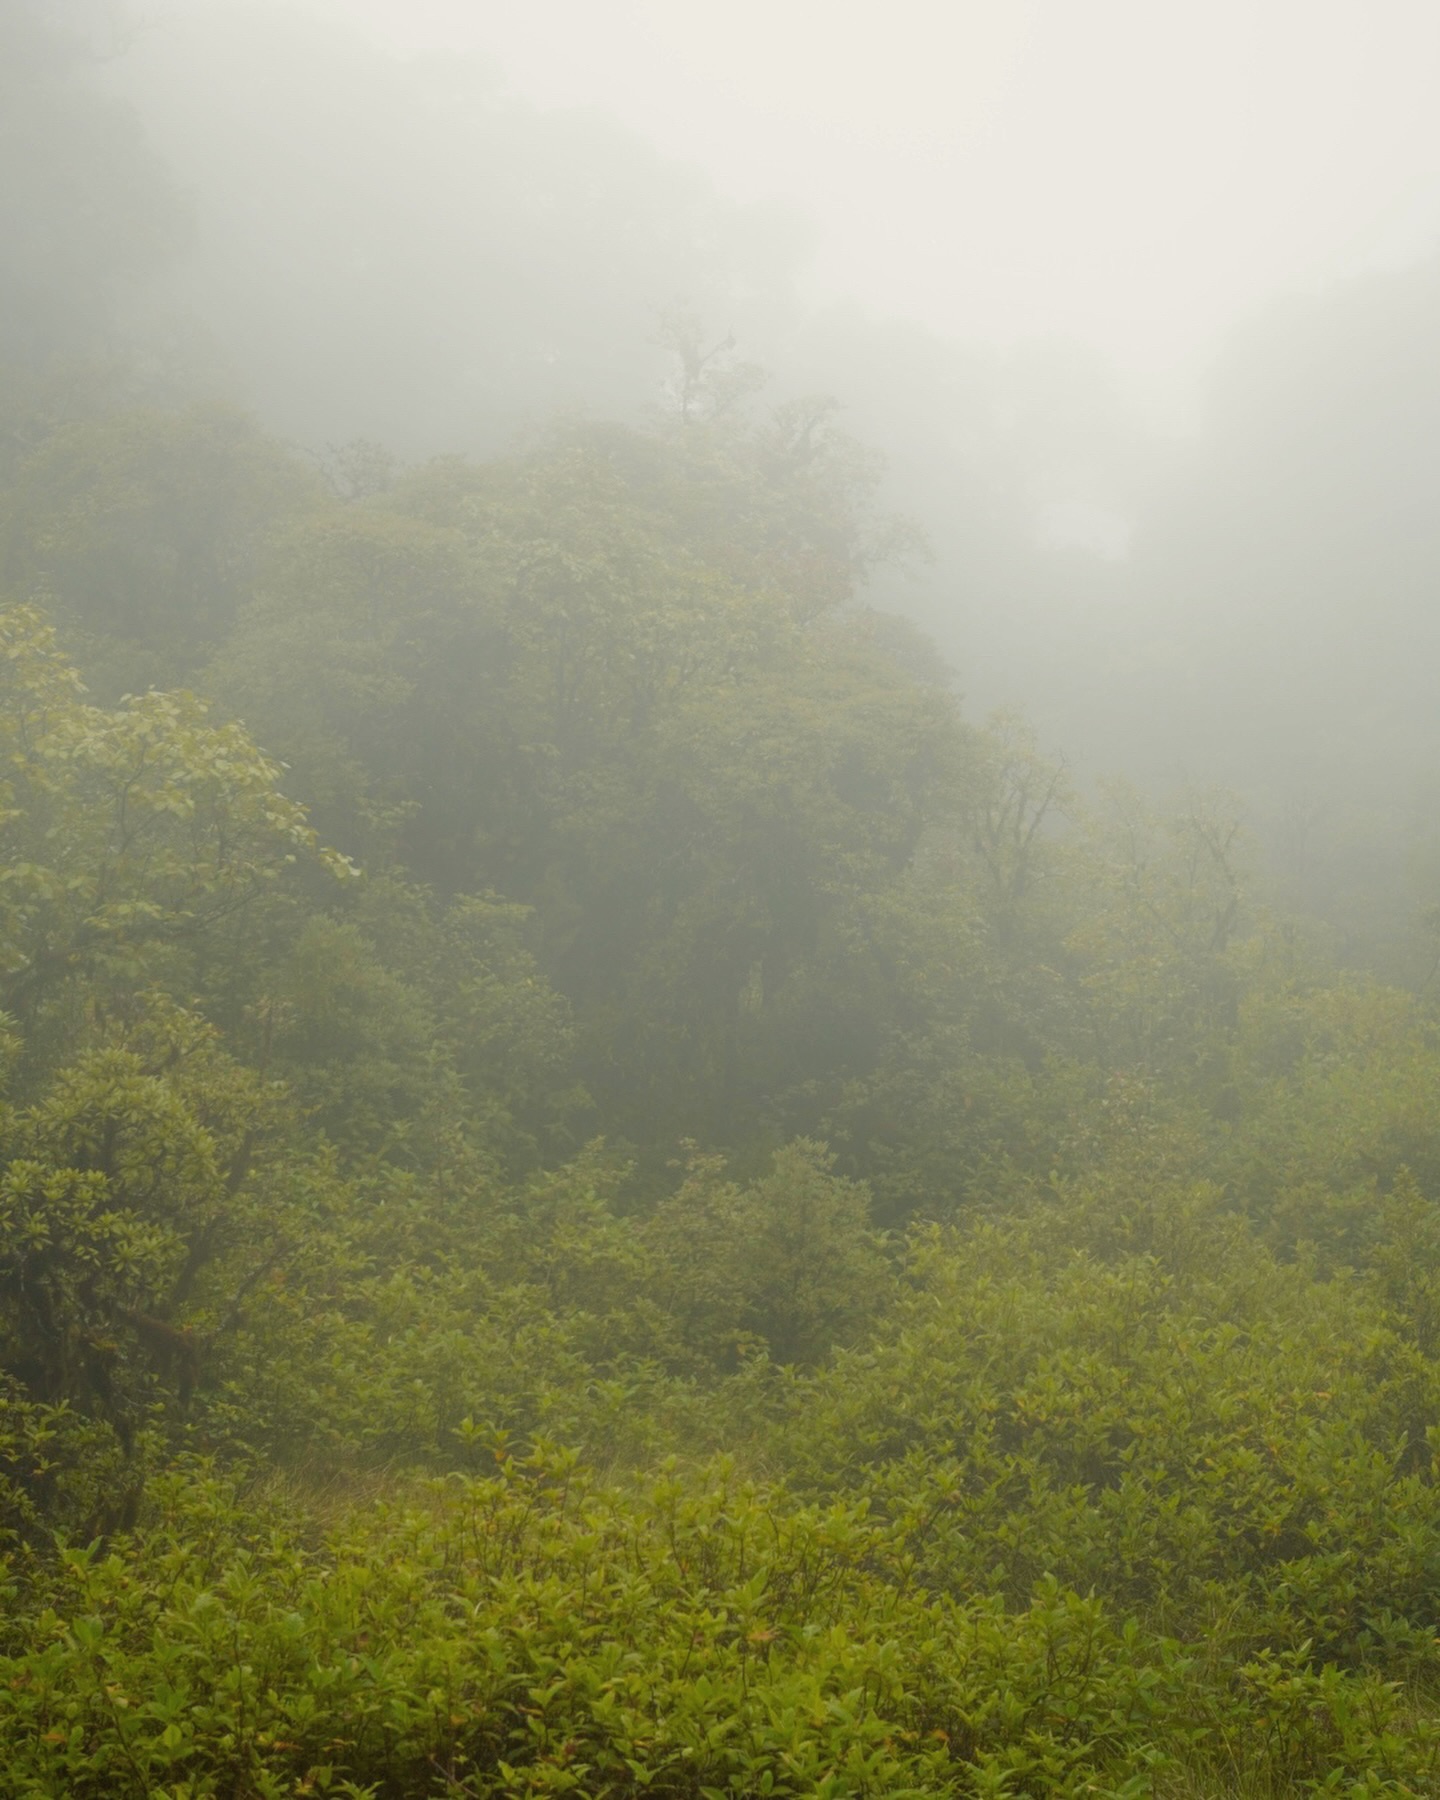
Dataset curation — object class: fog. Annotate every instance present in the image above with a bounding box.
[328,0,1440,402]
[13,0,1440,951]
[16,12,1440,1757]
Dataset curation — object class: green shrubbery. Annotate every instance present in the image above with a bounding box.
[6,1446,1440,1798]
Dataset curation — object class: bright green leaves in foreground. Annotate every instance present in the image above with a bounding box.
[5,1450,1440,1799]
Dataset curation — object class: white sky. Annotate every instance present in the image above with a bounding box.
[313,0,1440,406]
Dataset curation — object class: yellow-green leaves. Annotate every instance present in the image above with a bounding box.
[0,604,354,1026]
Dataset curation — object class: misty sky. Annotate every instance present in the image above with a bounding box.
[307,0,1440,415]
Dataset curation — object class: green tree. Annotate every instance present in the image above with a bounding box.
[1,402,321,696]
[0,603,353,1076]
[646,1140,890,1367]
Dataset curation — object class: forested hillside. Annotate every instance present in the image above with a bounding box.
[7,4,1440,1796]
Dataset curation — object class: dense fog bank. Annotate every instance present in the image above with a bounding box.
[7,0,1440,948]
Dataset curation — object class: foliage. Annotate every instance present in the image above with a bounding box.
[5,1449,1440,1798]
[0,604,353,1062]
[0,403,319,693]
[9,375,1440,1795]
